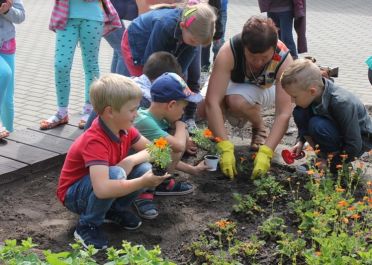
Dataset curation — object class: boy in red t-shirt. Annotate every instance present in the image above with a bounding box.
[57,74,169,249]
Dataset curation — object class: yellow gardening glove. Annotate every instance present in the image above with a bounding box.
[252,145,273,179]
[216,140,237,179]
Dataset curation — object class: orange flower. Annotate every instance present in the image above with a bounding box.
[336,164,343,170]
[368,198,372,203]
[356,201,364,205]
[367,189,372,195]
[154,137,168,149]
[347,206,356,211]
[307,169,315,175]
[350,214,361,220]
[339,154,348,160]
[251,153,257,160]
[215,219,231,229]
[203,128,213,138]
[336,187,345,192]
[214,136,223,143]
[341,217,349,224]
[315,251,321,257]
[367,181,372,186]
[338,200,349,207]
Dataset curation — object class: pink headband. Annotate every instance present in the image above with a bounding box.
[185,16,196,28]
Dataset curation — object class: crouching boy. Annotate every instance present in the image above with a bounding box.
[281,59,372,172]
[56,74,169,249]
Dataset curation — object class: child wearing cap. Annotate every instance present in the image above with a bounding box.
[57,74,169,250]
[133,72,209,220]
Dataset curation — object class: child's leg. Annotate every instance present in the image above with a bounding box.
[308,116,342,154]
[65,166,136,226]
[212,8,227,60]
[0,53,14,132]
[83,110,98,131]
[79,19,104,110]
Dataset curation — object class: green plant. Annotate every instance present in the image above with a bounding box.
[232,193,263,216]
[146,137,172,169]
[191,127,221,155]
[258,216,286,240]
[253,175,287,199]
[276,233,306,265]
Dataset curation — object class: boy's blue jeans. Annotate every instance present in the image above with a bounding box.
[293,106,341,154]
[64,163,151,226]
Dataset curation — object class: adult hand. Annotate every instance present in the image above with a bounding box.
[252,145,273,179]
[216,140,237,179]
[0,0,12,14]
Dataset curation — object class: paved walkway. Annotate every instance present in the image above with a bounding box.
[11,0,372,130]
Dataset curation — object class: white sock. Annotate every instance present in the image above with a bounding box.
[82,103,93,115]
[57,107,68,118]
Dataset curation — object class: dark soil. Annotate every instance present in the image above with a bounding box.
[0,109,310,264]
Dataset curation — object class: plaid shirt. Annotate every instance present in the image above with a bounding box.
[49,0,121,36]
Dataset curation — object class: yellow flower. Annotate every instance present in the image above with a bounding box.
[154,137,168,149]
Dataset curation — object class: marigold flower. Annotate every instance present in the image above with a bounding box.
[337,200,349,207]
[356,201,364,205]
[341,217,349,224]
[336,164,343,169]
[368,198,372,203]
[203,128,213,138]
[315,251,321,257]
[154,137,168,149]
[315,161,322,168]
[350,214,361,220]
[215,219,231,229]
[368,189,372,195]
[339,154,348,160]
[336,187,345,192]
[367,181,372,186]
[307,169,315,175]
[214,136,223,143]
[347,206,356,211]
[251,153,257,160]
[363,196,369,201]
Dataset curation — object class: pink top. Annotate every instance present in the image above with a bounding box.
[0,38,16,54]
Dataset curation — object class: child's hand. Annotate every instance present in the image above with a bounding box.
[291,141,304,156]
[192,160,210,175]
[142,170,170,187]
[0,0,12,14]
[186,137,197,155]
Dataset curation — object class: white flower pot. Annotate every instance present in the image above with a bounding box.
[204,155,219,171]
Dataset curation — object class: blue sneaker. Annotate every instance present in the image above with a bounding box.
[74,223,108,250]
[154,178,194,196]
[104,210,142,230]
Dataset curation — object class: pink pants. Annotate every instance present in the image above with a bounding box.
[121,30,143,77]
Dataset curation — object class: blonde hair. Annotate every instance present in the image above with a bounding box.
[280,59,324,91]
[151,2,216,46]
[90,74,142,114]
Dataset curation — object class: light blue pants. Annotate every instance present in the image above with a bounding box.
[54,18,104,108]
[0,53,15,132]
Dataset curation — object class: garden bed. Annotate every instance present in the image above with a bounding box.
[0,110,371,264]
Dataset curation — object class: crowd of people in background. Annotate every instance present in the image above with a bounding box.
[1,0,372,250]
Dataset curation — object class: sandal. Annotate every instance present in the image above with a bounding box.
[134,192,158,220]
[40,114,69,130]
[250,127,268,151]
[78,113,90,130]
[154,177,194,196]
[0,128,9,141]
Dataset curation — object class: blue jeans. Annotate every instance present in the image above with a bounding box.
[84,110,97,130]
[64,163,151,226]
[293,106,341,154]
[201,9,227,67]
[184,46,201,120]
[104,22,130,76]
[267,10,298,59]
[0,53,15,132]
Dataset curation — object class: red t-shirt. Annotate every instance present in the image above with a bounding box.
[56,117,141,203]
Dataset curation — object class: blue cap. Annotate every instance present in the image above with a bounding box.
[151,72,203,103]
